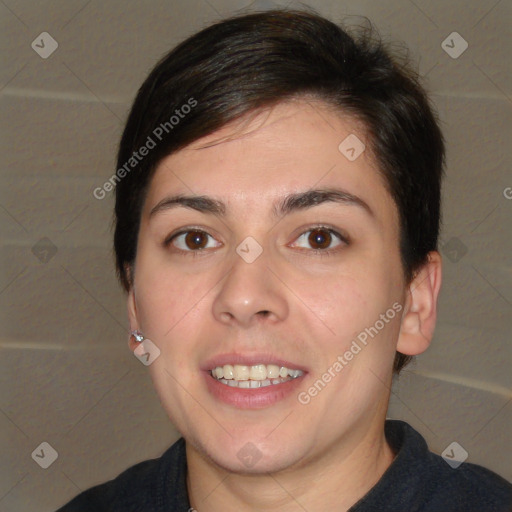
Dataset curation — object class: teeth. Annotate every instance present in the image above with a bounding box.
[249,364,267,380]
[217,377,295,388]
[233,365,250,380]
[223,364,234,379]
[211,363,304,386]
[267,364,280,378]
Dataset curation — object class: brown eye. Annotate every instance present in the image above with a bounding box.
[170,230,221,252]
[308,228,333,250]
[184,231,208,250]
[291,226,347,254]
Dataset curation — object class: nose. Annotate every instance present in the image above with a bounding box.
[212,248,289,328]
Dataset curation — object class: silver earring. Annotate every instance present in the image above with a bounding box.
[131,330,144,343]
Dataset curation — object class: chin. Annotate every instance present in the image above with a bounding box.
[210,445,302,475]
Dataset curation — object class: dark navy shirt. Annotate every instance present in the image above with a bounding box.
[57,420,512,511]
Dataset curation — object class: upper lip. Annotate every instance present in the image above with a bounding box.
[201,353,308,373]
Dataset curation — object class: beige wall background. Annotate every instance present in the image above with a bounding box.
[0,0,510,510]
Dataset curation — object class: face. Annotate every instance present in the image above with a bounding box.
[129,99,407,473]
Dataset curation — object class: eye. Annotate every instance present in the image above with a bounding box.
[290,226,348,254]
[167,229,222,253]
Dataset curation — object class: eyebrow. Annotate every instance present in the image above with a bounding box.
[149,188,374,219]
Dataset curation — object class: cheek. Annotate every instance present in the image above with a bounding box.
[307,262,386,315]
[133,255,207,342]
[302,263,401,354]
[305,276,366,329]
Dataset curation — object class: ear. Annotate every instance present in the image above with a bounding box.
[397,251,442,356]
[127,287,140,352]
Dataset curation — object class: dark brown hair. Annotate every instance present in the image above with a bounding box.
[114,9,444,373]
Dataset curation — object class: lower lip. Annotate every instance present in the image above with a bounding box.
[204,371,306,409]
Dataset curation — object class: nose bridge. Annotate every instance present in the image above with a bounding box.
[212,243,288,326]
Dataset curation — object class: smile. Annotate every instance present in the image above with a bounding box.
[210,363,304,388]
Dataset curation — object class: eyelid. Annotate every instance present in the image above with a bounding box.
[289,224,350,247]
[164,226,222,249]
[164,224,349,255]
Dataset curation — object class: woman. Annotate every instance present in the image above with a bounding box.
[58,9,512,511]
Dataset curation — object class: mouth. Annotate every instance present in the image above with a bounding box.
[210,363,304,389]
[203,355,307,409]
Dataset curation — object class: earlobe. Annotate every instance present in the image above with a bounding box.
[396,251,442,356]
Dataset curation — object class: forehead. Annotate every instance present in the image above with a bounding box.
[144,99,397,229]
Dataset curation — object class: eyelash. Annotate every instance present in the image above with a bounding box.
[291,225,348,258]
[164,226,215,259]
[164,225,349,258]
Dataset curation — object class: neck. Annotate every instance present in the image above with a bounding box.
[186,418,395,512]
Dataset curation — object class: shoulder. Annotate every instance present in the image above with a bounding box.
[356,420,512,512]
[422,449,512,511]
[55,438,187,512]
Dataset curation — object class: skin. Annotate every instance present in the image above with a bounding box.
[127,99,442,511]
